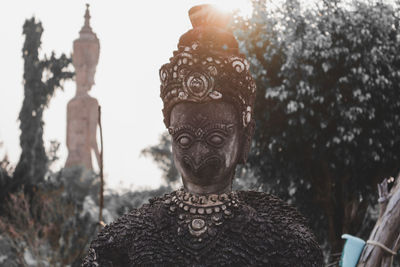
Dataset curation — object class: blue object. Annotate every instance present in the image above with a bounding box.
[340,234,366,267]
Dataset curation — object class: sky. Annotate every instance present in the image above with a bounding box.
[0,0,253,191]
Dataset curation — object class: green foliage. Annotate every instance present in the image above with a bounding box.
[0,182,97,266]
[234,0,400,253]
[12,17,74,192]
[0,156,13,206]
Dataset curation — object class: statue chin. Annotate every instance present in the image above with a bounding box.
[182,156,223,186]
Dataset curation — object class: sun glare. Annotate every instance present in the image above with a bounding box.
[202,0,253,18]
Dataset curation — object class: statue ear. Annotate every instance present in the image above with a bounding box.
[238,121,254,164]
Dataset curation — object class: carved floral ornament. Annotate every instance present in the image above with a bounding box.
[160,42,256,128]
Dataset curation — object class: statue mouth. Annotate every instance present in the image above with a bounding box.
[182,155,222,177]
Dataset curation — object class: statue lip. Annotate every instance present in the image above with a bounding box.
[182,155,222,173]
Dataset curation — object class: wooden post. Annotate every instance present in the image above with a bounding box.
[98,106,105,229]
[357,176,400,267]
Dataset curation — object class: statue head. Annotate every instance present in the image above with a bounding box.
[73,4,100,94]
[160,5,256,194]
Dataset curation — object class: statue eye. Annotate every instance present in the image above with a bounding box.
[207,134,224,146]
[177,135,192,147]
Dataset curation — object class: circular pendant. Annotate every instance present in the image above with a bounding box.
[191,218,206,230]
[189,218,207,237]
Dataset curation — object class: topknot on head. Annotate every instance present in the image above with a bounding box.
[189,4,232,30]
[179,4,238,56]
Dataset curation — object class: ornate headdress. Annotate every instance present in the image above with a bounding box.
[159,5,256,130]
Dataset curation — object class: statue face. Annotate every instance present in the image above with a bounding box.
[169,101,241,194]
[72,45,98,92]
[74,64,96,91]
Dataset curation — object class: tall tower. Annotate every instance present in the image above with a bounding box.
[65,4,100,170]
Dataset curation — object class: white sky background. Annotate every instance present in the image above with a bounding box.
[0,0,254,191]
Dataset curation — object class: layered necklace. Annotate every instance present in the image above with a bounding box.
[164,188,239,243]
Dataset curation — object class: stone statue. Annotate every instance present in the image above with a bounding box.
[82,5,323,266]
[65,4,100,170]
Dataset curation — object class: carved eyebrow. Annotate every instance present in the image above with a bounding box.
[168,123,235,136]
[168,125,196,135]
[203,123,235,133]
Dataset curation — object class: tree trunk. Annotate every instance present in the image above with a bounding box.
[357,176,400,267]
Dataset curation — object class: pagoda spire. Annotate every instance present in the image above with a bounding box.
[79,3,96,37]
[84,4,91,28]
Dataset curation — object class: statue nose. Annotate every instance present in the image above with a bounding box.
[191,142,209,166]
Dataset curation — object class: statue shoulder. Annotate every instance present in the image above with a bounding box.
[237,190,308,225]
[67,95,99,107]
[94,196,168,242]
[81,212,132,266]
[237,191,324,267]
[87,96,99,105]
[82,197,168,266]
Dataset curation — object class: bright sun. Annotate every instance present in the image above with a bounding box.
[200,0,253,18]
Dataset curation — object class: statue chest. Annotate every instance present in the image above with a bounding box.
[127,191,265,265]
[128,222,257,266]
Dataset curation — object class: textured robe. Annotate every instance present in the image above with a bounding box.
[82,190,323,266]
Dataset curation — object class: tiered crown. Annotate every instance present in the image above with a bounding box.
[159,5,256,129]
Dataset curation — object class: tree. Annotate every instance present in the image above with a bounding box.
[234,0,400,254]
[0,145,13,204]
[11,17,73,192]
[141,132,180,185]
